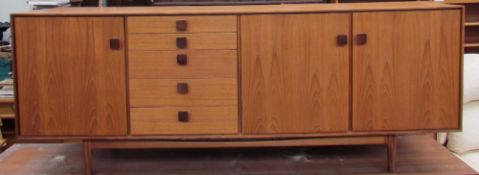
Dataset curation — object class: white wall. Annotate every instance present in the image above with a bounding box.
[0,0,30,41]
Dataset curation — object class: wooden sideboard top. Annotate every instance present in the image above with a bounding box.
[12,2,461,16]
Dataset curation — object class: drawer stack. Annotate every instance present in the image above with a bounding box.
[127,16,239,135]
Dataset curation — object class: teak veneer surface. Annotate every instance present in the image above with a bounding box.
[130,106,238,135]
[129,50,238,79]
[14,17,128,136]
[129,78,238,107]
[128,33,237,50]
[241,13,350,134]
[12,2,460,16]
[352,10,462,131]
[127,16,238,34]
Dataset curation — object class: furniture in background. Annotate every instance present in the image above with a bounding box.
[0,97,14,149]
[445,0,479,53]
[12,2,463,175]
[0,50,14,151]
[0,22,10,45]
[437,53,479,172]
[0,117,5,151]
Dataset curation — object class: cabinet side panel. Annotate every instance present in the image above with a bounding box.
[241,14,351,134]
[15,17,128,136]
[352,10,462,131]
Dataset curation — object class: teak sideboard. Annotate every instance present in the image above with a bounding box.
[11,2,463,174]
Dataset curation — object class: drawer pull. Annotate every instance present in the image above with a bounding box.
[177,54,188,66]
[176,20,188,31]
[176,37,188,49]
[178,111,189,122]
[337,35,348,46]
[356,34,367,45]
[109,38,121,50]
[177,83,189,94]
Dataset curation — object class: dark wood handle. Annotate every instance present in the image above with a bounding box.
[356,34,367,45]
[337,35,348,46]
[177,82,189,94]
[178,111,189,122]
[109,38,120,50]
[176,37,187,49]
[177,54,188,66]
[176,20,187,31]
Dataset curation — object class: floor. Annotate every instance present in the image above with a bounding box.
[0,134,476,175]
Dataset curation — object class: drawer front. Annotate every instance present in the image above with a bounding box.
[129,78,237,107]
[129,50,237,79]
[128,33,237,50]
[130,106,238,135]
[127,16,238,34]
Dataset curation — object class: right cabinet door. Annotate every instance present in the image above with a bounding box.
[352,10,462,131]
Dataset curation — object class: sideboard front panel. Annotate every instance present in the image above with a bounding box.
[15,17,128,136]
[241,13,351,134]
[127,16,239,135]
[352,10,462,131]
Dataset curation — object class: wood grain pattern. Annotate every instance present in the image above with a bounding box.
[14,17,128,136]
[11,2,461,16]
[127,16,237,34]
[128,33,237,50]
[130,106,238,135]
[241,14,350,134]
[129,78,237,107]
[352,10,462,131]
[129,50,237,79]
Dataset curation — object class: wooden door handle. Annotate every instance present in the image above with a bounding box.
[356,34,367,45]
[176,37,187,49]
[337,35,348,46]
[109,38,121,50]
[178,111,189,122]
[177,54,188,66]
[177,83,189,94]
[176,20,187,31]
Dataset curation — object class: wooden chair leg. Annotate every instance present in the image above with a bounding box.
[387,135,397,172]
[83,141,93,175]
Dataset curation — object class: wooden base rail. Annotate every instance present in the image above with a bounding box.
[83,135,397,175]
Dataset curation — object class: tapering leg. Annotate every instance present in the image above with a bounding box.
[83,141,93,175]
[387,135,397,172]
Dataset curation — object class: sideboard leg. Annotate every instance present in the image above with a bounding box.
[83,141,93,175]
[386,135,397,172]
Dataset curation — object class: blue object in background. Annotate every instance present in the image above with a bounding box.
[0,59,11,81]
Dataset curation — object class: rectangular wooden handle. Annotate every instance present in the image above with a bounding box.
[337,35,348,46]
[178,111,189,122]
[356,34,367,45]
[177,82,189,94]
[176,20,187,31]
[109,38,121,50]
[177,54,188,66]
[176,37,187,49]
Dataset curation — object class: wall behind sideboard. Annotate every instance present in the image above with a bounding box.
[0,0,29,42]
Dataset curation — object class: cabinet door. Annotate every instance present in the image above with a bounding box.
[15,17,127,136]
[352,10,462,131]
[241,14,350,134]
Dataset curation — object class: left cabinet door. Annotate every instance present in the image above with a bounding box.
[14,17,128,136]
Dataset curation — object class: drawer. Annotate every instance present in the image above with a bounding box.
[129,78,237,107]
[130,106,238,135]
[129,50,237,79]
[127,16,238,34]
[128,33,237,51]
